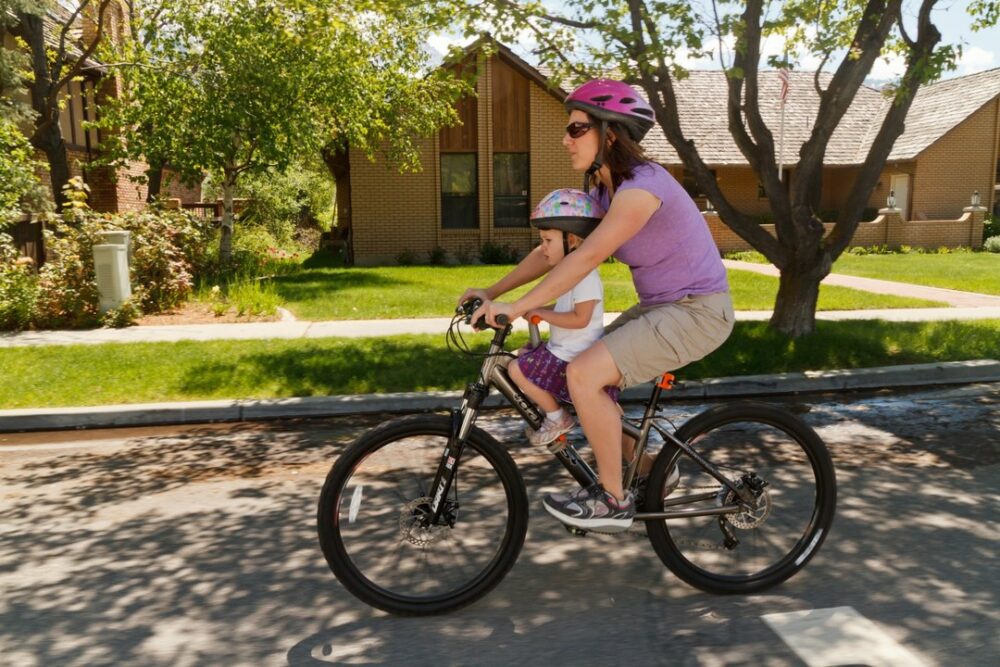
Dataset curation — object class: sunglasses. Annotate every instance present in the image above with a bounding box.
[565,121,594,139]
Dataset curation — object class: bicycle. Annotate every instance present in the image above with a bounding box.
[317,299,837,615]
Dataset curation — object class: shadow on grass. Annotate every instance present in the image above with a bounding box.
[178,338,484,397]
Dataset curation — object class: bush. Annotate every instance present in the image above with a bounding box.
[0,234,38,330]
[982,215,999,243]
[395,249,418,266]
[0,118,50,224]
[983,236,1000,253]
[428,245,448,265]
[479,242,519,264]
[100,297,142,328]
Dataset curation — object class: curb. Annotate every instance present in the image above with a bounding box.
[1,359,997,433]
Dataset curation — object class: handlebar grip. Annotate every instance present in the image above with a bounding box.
[529,315,542,325]
[495,314,510,326]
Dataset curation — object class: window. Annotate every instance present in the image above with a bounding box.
[681,168,716,198]
[441,153,478,229]
[494,153,529,228]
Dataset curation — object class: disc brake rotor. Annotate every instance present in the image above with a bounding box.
[398,497,452,546]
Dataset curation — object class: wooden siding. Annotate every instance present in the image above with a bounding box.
[491,57,529,152]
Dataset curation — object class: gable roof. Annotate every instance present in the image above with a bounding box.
[887,67,1000,160]
[520,43,1000,167]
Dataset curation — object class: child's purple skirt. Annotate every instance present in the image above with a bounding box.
[515,342,620,404]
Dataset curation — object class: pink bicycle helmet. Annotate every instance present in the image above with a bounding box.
[531,189,606,255]
[564,79,655,142]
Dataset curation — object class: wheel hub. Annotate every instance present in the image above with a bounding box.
[398,497,456,546]
[719,474,772,529]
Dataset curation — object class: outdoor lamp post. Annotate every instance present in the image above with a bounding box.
[971,190,980,207]
[887,189,896,209]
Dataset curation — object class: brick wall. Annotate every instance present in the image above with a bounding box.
[911,99,998,219]
[705,205,986,252]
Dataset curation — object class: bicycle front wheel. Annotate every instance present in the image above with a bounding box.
[645,402,836,594]
[317,414,528,615]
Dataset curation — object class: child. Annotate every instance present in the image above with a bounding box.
[508,189,620,446]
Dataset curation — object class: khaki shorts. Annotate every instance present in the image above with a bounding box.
[602,291,735,388]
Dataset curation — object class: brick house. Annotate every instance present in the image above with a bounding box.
[2,4,200,213]
[344,39,999,264]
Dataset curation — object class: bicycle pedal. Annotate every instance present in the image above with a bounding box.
[563,524,589,537]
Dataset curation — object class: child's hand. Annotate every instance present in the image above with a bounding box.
[523,309,546,323]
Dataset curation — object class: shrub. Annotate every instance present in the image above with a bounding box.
[101,296,142,328]
[395,249,418,266]
[0,234,38,331]
[453,245,476,265]
[428,245,448,265]
[479,242,519,265]
[723,250,768,263]
[982,215,999,243]
[983,236,1000,253]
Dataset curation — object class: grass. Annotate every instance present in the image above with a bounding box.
[726,248,1000,295]
[3,319,998,409]
[269,256,941,321]
[831,252,1000,295]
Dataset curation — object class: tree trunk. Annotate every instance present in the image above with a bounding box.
[146,163,163,202]
[219,170,236,265]
[769,264,824,337]
[321,143,353,265]
[15,12,70,210]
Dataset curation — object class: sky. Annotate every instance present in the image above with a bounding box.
[427,1,1000,82]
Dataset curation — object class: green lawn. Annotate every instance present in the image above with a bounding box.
[831,252,1000,295]
[270,260,942,321]
[3,319,997,409]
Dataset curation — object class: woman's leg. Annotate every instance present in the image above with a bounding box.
[509,360,561,413]
[566,341,627,501]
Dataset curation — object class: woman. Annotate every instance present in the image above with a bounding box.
[462,79,734,532]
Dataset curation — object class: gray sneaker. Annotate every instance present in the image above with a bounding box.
[543,485,635,532]
[635,463,680,509]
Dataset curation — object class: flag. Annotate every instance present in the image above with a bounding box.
[777,68,790,106]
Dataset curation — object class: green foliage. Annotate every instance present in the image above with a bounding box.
[983,236,1000,253]
[0,179,216,330]
[0,118,49,221]
[982,215,1000,242]
[427,245,449,265]
[723,250,768,263]
[100,297,142,329]
[203,161,337,242]
[479,242,520,265]
[395,249,419,266]
[0,233,38,329]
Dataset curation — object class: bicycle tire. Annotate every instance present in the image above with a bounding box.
[644,401,836,594]
[317,414,529,615]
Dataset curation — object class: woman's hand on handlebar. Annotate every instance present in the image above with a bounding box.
[457,287,490,309]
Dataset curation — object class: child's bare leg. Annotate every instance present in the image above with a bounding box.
[509,360,561,413]
[622,433,654,476]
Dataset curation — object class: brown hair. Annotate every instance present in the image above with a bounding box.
[585,115,650,193]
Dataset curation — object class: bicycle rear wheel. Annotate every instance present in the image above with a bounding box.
[644,402,836,594]
[317,414,528,615]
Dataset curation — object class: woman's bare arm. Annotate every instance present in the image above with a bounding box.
[459,245,550,306]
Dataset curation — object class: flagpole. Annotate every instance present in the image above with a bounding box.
[778,96,785,183]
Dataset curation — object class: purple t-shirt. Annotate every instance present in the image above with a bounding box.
[594,162,728,306]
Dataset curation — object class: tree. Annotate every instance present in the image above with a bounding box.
[99,0,468,263]
[457,0,997,336]
[10,0,115,210]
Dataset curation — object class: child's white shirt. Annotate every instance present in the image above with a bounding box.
[546,268,605,362]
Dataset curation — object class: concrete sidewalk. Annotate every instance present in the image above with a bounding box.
[723,259,1000,307]
[2,359,998,432]
[3,306,1000,348]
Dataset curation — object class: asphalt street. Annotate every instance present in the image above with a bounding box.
[1,384,997,666]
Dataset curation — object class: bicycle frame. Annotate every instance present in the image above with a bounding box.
[428,323,751,524]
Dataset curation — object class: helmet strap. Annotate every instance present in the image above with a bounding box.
[582,120,609,192]
[562,232,571,257]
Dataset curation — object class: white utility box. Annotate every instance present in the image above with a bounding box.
[93,243,132,312]
[96,230,131,266]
